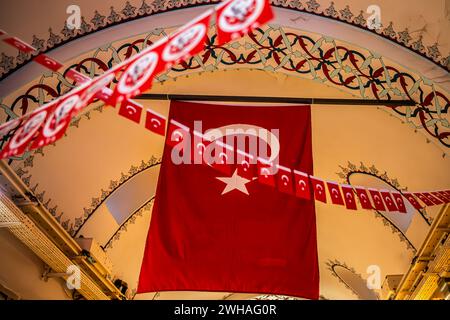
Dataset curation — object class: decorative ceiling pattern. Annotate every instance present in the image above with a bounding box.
[1,25,448,153]
[0,0,448,81]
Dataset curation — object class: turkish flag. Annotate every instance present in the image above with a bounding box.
[145,108,166,136]
[138,101,319,299]
[257,158,276,187]
[354,187,373,210]
[276,165,294,195]
[161,9,212,68]
[369,189,386,211]
[118,99,143,124]
[431,192,449,204]
[423,192,443,205]
[293,170,311,200]
[327,182,344,206]
[33,54,63,72]
[216,0,274,45]
[380,190,398,212]
[310,177,327,203]
[391,192,407,213]
[403,193,423,211]
[414,193,437,206]
[341,185,357,210]
[3,37,35,53]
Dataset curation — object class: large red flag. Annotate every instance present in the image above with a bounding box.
[138,101,319,299]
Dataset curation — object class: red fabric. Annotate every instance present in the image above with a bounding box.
[380,191,398,212]
[216,0,274,44]
[293,170,311,200]
[354,187,373,210]
[391,192,407,213]
[310,177,327,203]
[33,54,63,72]
[403,193,423,210]
[145,108,166,136]
[118,99,143,124]
[3,37,35,53]
[138,101,319,299]
[369,189,386,211]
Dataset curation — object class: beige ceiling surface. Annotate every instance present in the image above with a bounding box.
[6,70,449,299]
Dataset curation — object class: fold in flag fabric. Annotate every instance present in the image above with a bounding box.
[138,101,319,299]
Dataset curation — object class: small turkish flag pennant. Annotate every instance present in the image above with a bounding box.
[3,37,35,53]
[369,189,387,211]
[354,187,373,210]
[276,165,294,195]
[341,185,357,210]
[380,190,398,212]
[1,109,48,158]
[216,0,274,45]
[161,9,212,68]
[166,119,190,148]
[145,108,166,136]
[310,176,327,203]
[414,193,437,206]
[257,158,276,188]
[236,149,256,180]
[30,96,78,150]
[435,191,450,203]
[207,140,233,175]
[391,192,407,213]
[423,192,443,205]
[403,193,423,210]
[118,99,143,124]
[430,192,449,204]
[293,170,311,200]
[327,182,344,206]
[33,54,63,72]
[66,69,90,84]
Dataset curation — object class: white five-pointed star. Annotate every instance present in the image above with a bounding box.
[216,169,252,196]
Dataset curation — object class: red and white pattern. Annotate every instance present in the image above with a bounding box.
[341,185,357,210]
